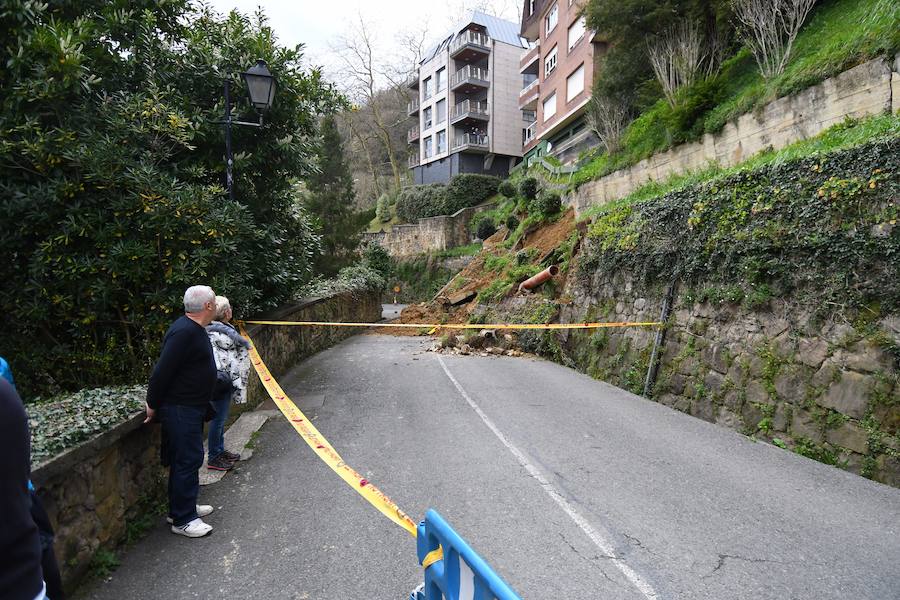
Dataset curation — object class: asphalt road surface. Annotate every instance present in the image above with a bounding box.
[84,333,900,600]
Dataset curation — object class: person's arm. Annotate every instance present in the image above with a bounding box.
[146,328,190,411]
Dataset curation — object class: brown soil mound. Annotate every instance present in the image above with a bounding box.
[380,208,579,337]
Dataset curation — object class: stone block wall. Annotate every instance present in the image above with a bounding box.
[243,290,382,405]
[362,202,495,258]
[32,289,382,591]
[567,56,899,215]
[557,271,900,488]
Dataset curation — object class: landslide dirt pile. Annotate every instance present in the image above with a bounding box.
[381,209,578,336]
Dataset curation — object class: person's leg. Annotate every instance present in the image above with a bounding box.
[206,393,230,460]
[29,494,64,600]
[168,404,206,527]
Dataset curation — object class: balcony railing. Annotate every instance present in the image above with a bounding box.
[408,126,420,142]
[408,153,420,168]
[450,100,489,122]
[452,133,489,151]
[450,30,490,56]
[407,72,419,89]
[451,65,489,89]
[407,98,420,114]
[522,110,536,122]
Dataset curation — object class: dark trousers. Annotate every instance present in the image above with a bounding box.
[160,404,206,527]
[31,493,64,600]
[207,390,232,460]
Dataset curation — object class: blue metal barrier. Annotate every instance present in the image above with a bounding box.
[410,509,522,600]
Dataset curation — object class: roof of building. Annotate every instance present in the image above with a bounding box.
[421,10,526,64]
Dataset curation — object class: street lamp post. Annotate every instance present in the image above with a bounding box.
[221,59,276,201]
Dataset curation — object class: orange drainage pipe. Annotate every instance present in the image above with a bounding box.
[518,264,559,293]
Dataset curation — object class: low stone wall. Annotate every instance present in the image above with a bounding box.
[555,270,900,488]
[243,290,382,405]
[363,203,495,258]
[32,289,381,591]
[567,56,898,214]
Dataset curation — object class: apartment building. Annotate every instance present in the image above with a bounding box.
[407,11,527,184]
[519,0,606,163]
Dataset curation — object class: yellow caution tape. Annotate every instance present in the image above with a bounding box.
[243,320,662,330]
[240,324,418,538]
[422,546,444,569]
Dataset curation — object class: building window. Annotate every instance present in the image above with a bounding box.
[566,63,585,101]
[543,92,557,121]
[424,136,433,158]
[544,45,558,76]
[436,99,446,124]
[423,106,433,129]
[436,68,445,92]
[568,16,586,51]
[423,76,433,100]
[436,129,447,153]
[529,0,536,17]
[545,3,558,34]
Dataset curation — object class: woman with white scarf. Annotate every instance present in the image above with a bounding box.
[205,296,250,471]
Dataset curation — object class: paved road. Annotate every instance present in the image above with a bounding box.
[84,334,900,600]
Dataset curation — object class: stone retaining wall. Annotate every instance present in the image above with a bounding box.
[567,56,898,214]
[555,268,900,488]
[362,203,495,258]
[33,289,381,591]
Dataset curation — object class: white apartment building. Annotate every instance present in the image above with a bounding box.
[407,11,527,184]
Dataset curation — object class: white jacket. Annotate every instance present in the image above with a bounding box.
[206,321,251,404]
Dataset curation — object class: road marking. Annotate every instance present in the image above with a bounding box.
[436,355,660,600]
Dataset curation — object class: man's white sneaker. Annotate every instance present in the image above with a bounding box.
[167,505,214,524]
[170,518,213,538]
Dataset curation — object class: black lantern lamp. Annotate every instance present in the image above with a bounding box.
[219,59,276,201]
[241,60,276,112]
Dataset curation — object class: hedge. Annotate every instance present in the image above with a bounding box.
[396,174,500,222]
[580,137,900,315]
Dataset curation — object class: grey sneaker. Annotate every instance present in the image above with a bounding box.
[207,455,234,471]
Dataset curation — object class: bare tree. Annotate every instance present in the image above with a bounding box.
[586,95,630,154]
[732,0,817,80]
[647,22,707,107]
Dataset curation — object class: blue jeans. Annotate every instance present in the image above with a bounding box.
[161,403,206,526]
[207,390,232,460]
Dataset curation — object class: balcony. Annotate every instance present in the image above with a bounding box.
[407,97,420,115]
[408,125,420,143]
[522,110,536,122]
[452,133,489,153]
[450,100,489,125]
[519,42,540,73]
[450,65,489,93]
[518,78,539,110]
[407,72,419,89]
[450,30,490,61]
[408,153,420,168]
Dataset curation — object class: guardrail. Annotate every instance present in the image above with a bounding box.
[452,65,489,87]
[451,30,490,54]
[409,510,521,600]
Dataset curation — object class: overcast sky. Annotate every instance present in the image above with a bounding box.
[205,0,521,82]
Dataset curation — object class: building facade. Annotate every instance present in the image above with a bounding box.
[408,12,527,185]
[519,0,606,163]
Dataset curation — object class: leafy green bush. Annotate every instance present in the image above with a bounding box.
[360,241,393,279]
[376,193,394,223]
[519,177,539,200]
[395,184,448,222]
[476,216,497,241]
[530,191,562,219]
[498,180,517,198]
[28,386,146,463]
[506,215,520,231]
[581,136,900,316]
[444,174,501,215]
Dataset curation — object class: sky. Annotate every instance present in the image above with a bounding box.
[205,0,521,83]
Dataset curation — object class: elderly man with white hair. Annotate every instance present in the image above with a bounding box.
[145,285,219,538]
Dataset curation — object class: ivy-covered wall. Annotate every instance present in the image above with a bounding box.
[556,138,900,486]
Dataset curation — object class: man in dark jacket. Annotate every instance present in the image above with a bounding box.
[0,377,45,599]
[145,285,218,538]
